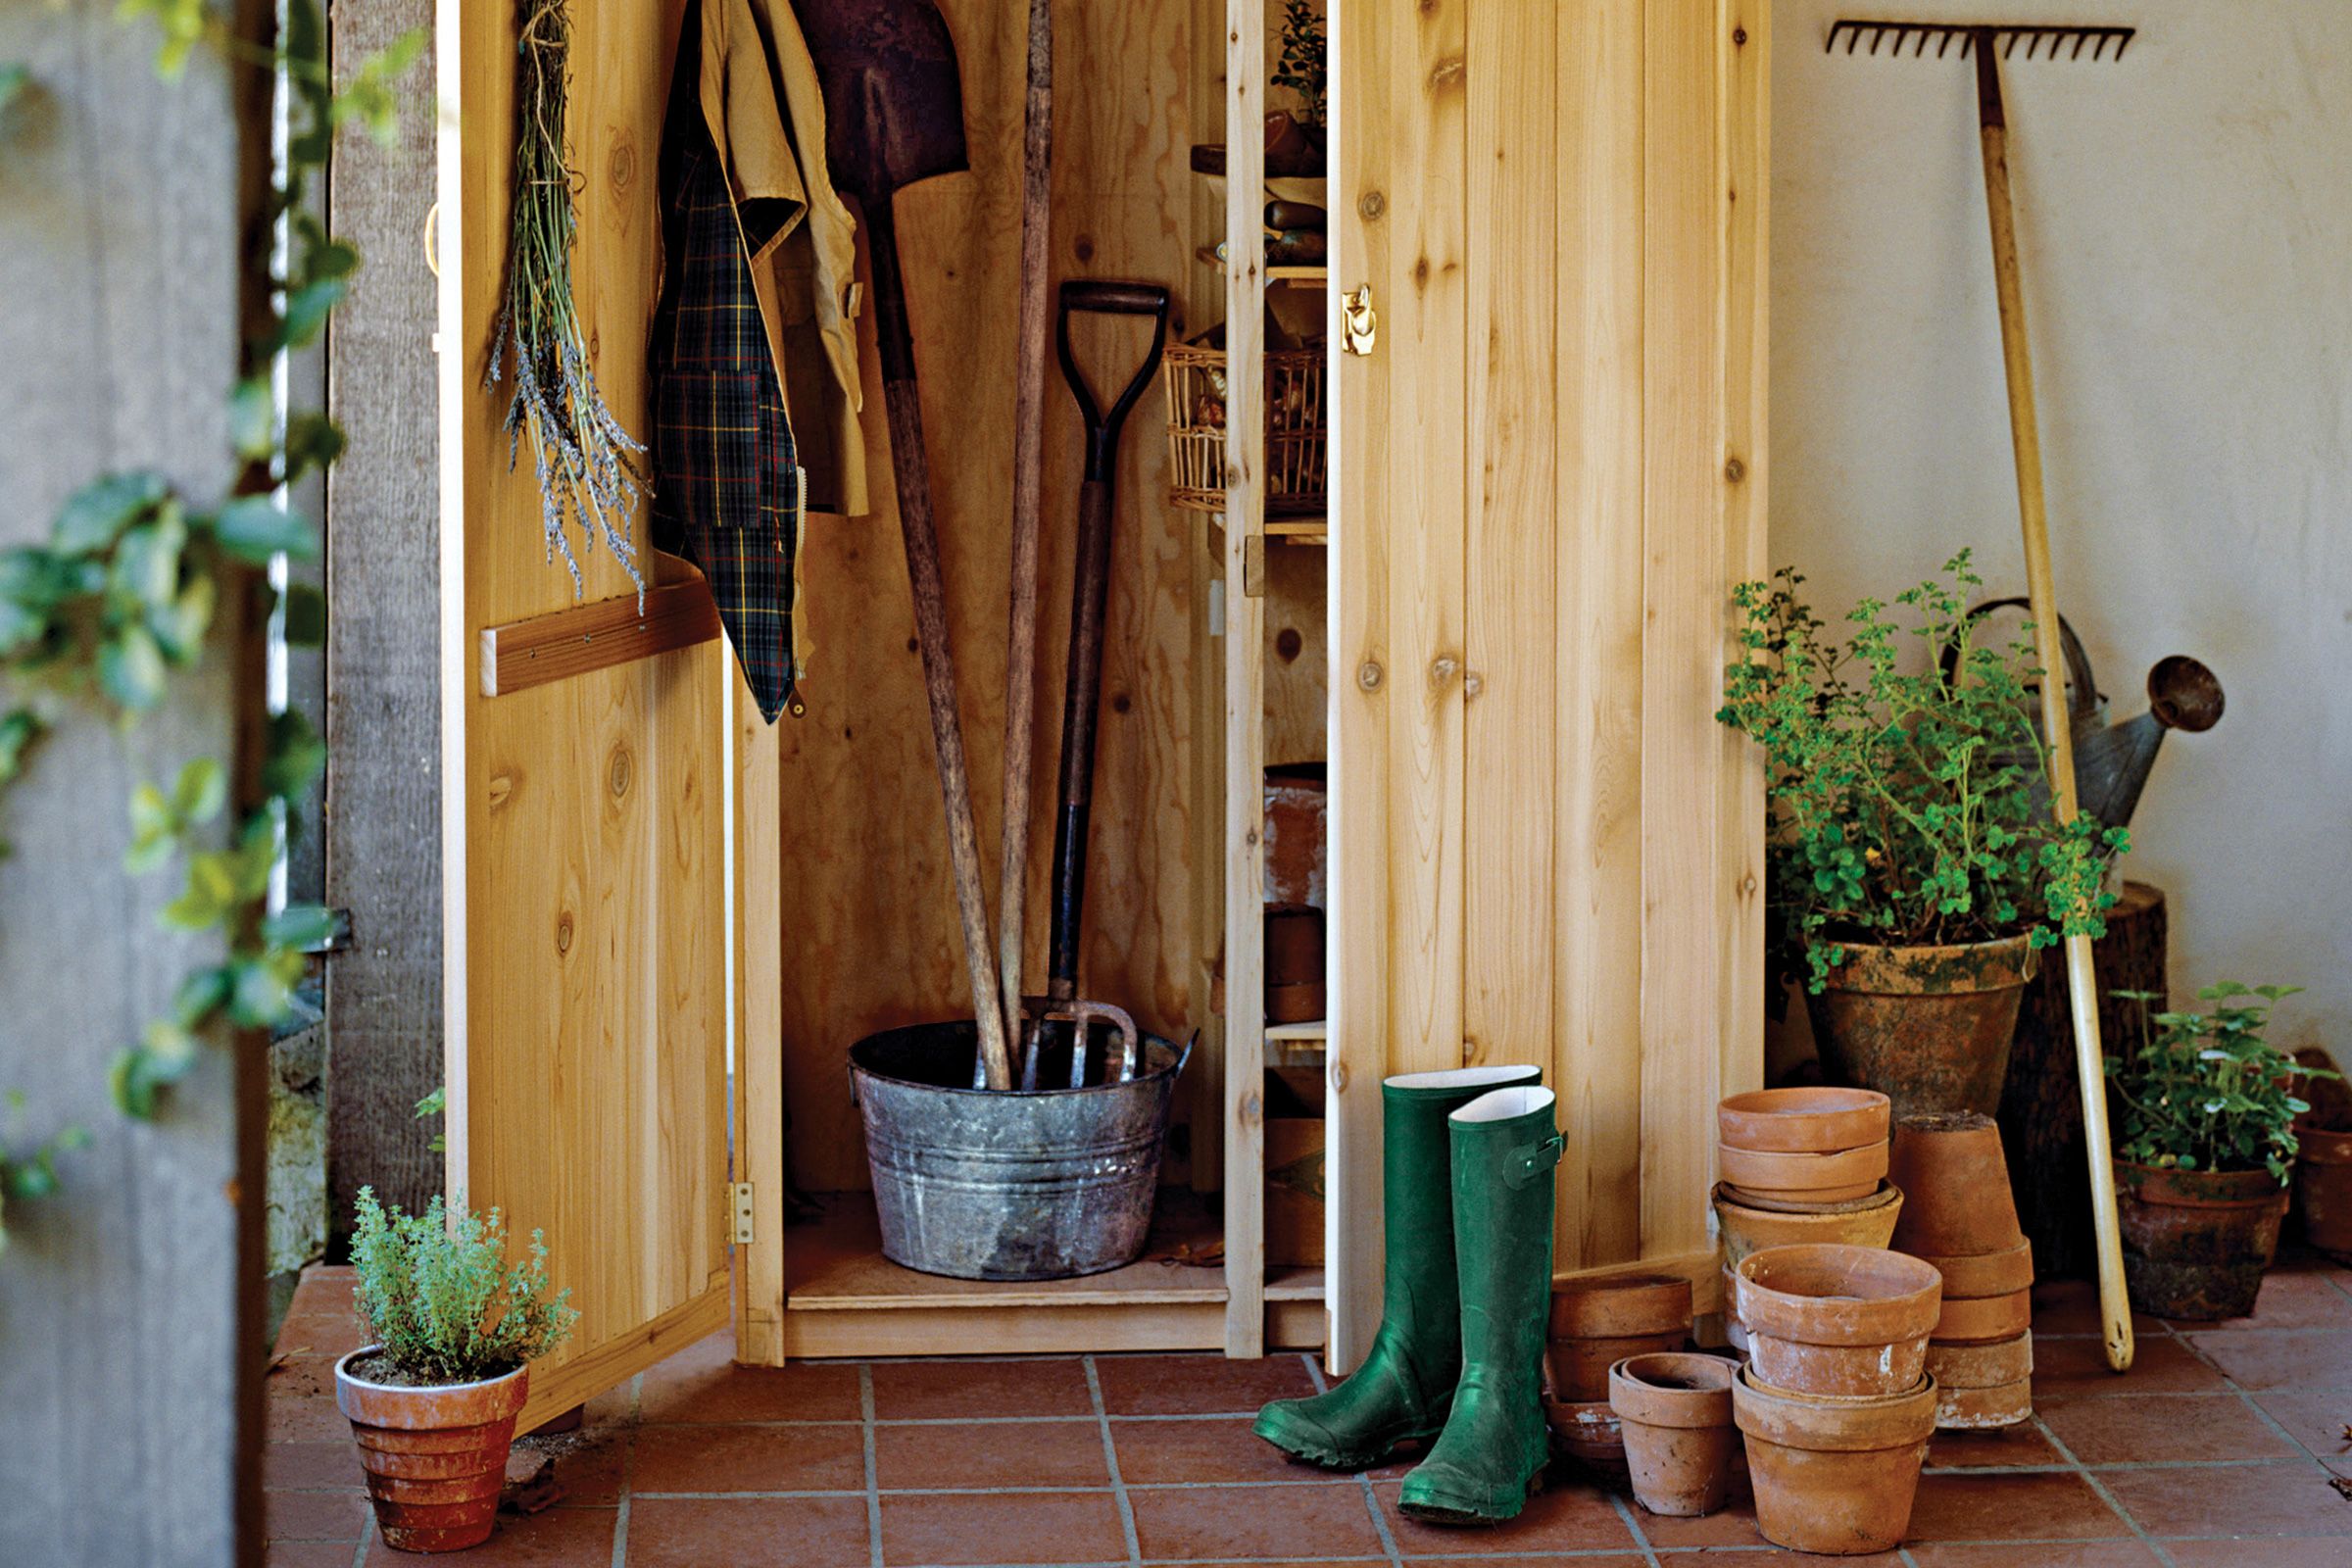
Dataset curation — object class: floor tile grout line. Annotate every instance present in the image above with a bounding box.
[609,1373,640,1568]
[1084,1355,1146,1568]
[860,1364,885,1568]
[2166,1318,2352,1481]
[1605,1492,1662,1567]
[2030,1411,2178,1568]
[1304,1349,1404,1568]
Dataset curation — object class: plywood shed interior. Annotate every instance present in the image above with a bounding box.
[438,0,1765,1431]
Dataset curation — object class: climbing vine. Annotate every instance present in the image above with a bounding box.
[0,1,421,1247]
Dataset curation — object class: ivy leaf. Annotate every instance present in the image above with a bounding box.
[99,624,169,711]
[161,850,239,931]
[54,471,167,555]
[227,955,297,1027]
[212,496,318,564]
[228,375,275,462]
[171,756,227,824]
[110,509,188,615]
[151,573,217,663]
[281,582,326,648]
[282,413,345,480]
[261,710,326,803]
[262,903,338,953]
[172,966,232,1030]
[276,276,348,353]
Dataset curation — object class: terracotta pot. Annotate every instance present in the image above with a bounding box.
[1735,1245,1941,1397]
[1935,1377,2033,1430]
[1546,1274,1692,1401]
[1805,936,2037,1120]
[335,1348,528,1554]
[1545,1396,1631,1490]
[1912,1238,2034,1300]
[1718,1142,1889,1205]
[1609,1352,1739,1518]
[1721,1266,1749,1352]
[1887,1112,2025,1258]
[2293,1121,2352,1262]
[1933,1288,2032,1345]
[1924,1332,2033,1390]
[1713,1184,1905,1270]
[1733,1365,1936,1555]
[1718,1087,1892,1153]
[1718,1178,1906,1218]
[2115,1160,2292,1320]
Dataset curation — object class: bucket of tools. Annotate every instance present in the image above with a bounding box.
[852,1007,1188,1281]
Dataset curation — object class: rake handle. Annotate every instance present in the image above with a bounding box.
[1973,30,2133,1374]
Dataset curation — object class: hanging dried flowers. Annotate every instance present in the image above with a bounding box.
[485,0,645,597]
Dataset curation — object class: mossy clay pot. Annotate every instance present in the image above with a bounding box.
[1734,1365,1936,1555]
[1608,1352,1739,1518]
[2292,1119,2352,1262]
[1805,936,2036,1120]
[1736,1245,1941,1398]
[2115,1160,2290,1320]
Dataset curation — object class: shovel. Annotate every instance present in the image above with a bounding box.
[798,0,1013,1091]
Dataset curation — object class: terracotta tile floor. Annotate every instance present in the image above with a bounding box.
[265,1254,2352,1566]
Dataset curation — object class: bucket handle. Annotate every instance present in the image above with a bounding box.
[1017,997,1143,1089]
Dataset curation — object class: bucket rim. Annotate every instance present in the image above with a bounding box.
[850,1018,1194,1099]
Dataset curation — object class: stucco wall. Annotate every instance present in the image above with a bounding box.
[1772,0,2352,1064]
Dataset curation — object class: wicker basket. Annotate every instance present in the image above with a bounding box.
[1161,343,1327,516]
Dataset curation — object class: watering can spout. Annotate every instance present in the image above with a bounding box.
[2077,655,2223,833]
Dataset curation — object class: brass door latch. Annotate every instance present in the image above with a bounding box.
[1342,283,1378,356]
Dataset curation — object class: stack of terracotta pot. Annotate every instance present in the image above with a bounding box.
[1544,1274,1692,1487]
[1731,1243,1941,1555]
[1887,1111,2035,1429]
[1712,1088,1900,1351]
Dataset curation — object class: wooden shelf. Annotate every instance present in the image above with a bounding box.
[775,1191,1325,1357]
[1192,246,1328,288]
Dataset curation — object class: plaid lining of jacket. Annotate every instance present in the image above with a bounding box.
[651,44,805,722]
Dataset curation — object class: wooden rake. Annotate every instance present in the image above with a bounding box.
[1830,18,2138,1373]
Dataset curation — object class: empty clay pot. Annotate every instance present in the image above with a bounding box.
[2293,1119,2352,1262]
[1912,1237,2034,1300]
[1714,1185,1906,1343]
[1734,1364,1937,1555]
[2115,1160,2291,1320]
[1609,1352,1739,1518]
[1721,1266,1749,1352]
[1805,935,2037,1120]
[335,1348,528,1553]
[1925,1332,2032,1391]
[1935,1377,2033,1430]
[1933,1288,2033,1345]
[1545,1396,1631,1490]
[1719,1141,1889,1206]
[1717,1179,1906,1220]
[1547,1274,1692,1401]
[1887,1112,2025,1258]
[1719,1087,1892,1153]
[1736,1245,1942,1398]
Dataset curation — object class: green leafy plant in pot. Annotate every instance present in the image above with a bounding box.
[1718,553,2122,1119]
[2106,984,2333,1319]
[336,1189,577,1553]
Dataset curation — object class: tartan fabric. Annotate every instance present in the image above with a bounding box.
[652,127,803,722]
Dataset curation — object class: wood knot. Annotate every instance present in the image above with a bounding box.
[1276,627,1303,662]
[1358,190,1386,220]
[556,910,574,956]
[1725,455,1747,483]
[487,773,514,809]
[1357,660,1384,692]
[609,138,637,194]
[608,746,633,799]
[1073,234,1096,263]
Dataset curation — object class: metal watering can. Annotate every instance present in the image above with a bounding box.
[1952,597,2225,834]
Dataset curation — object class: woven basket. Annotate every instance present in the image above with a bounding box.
[1161,343,1327,516]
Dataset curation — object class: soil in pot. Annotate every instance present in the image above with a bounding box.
[335,1348,529,1553]
[2293,1116,2352,1262]
[1733,1364,1937,1555]
[1719,1087,1891,1153]
[1805,937,2037,1120]
[1546,1274,1692,1401]
[1608,1352,1739,1518]
[2115,1160,2291,1320]
[1735,1245,1941,1397]
[1887,1112,2025,1259]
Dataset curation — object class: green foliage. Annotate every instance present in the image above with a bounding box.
[2106,984,2332,1186]
[1271,0,1326,131]
[350,1189,577,1385]
[0,1093,90,1257]
[1717,552,2125,992]
[415,1085,448,1154]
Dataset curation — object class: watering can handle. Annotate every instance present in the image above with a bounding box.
[1942,596,2098,718]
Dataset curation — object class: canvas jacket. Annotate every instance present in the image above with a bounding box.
[651,0,866,722]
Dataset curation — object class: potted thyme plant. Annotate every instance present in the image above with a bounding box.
[335,1189,577,1553]
[2107,983,2333,1319]
[1717,552,2122,1118]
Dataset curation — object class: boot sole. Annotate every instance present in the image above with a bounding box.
[1395,1463,1545,1526]
[1254,1418,1446,1473]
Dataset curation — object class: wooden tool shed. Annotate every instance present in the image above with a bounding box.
[436,0,1765,1429]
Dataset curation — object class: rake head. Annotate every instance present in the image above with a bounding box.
[1826,20,2134,61]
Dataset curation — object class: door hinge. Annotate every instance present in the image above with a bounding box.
[731,1182,756,1245]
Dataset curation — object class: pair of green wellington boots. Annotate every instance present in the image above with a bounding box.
[1254,1065,1562,1524]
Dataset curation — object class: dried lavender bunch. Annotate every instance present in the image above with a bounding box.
[485,0,644,598]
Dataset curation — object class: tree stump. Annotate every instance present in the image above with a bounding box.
[1997,882,2167,1281]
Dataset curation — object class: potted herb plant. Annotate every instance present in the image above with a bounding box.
[1718,553,2121,1118]
[2107,984,2333,1319]
[335,1188,577,1553]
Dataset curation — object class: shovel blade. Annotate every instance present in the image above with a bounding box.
[795,0,969,205]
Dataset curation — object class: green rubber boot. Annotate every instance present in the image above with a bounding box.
[1397,1084,1562,1524]
[1253,1065,1542,1469]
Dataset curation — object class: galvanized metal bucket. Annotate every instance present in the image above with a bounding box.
[850,1019,1189,1281]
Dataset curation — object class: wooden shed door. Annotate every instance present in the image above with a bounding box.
[436,0,734,1430]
